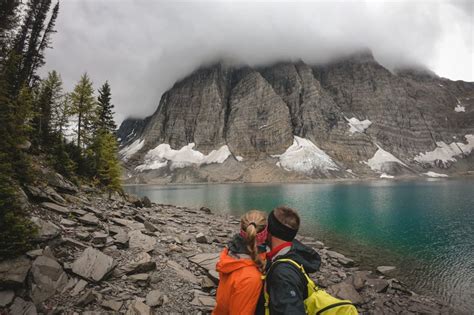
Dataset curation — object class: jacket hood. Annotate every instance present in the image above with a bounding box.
[216,248,257,274]
[227,234,249,255]
[277,239,321,273]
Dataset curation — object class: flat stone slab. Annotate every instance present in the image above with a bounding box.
[9,297,37,315]
[31,217,61,241]
[128,230,156,252]
[189,253,220,273]
[377,265,396,275]
[60,218,77,227]
[110,218,144,230]
[72,247,116,282]
[78,213,100,226]
[126,300,152,315]
[41,202,70,215]
[0,256,31,288]
[30,255,68,304]
[0,290,15,307]
[167,260,198,284]
[117,251,155,275]
[329,282,364,305]
[145,290,163,307]
[101,299,123,312]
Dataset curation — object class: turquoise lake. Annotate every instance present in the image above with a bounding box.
[124,179,474,313]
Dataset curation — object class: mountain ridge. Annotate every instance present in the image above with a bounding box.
[118,50,474,183]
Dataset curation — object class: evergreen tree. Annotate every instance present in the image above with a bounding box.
[0,0,19,62]
[69,73,96,149]
[53,93,71,135]
[0,0,60,258]
[93,131,122,193]
[97,81,117,133]
[32,70,63,148]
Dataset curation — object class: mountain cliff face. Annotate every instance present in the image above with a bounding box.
[118,51,474,183]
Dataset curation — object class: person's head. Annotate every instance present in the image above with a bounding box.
[267,206,300,246]
[240,210,267,271]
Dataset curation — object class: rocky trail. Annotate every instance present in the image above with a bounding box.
[0,173,454,314]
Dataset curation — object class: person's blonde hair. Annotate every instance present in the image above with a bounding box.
[241,210,266,271]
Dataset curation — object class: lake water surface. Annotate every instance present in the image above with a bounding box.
[124,179,474,313]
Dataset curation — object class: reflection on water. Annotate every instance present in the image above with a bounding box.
[125,179,474,313]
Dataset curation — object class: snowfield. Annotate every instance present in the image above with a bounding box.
[380,173,394,179]
[414,135,474,166]
[366,145,407,172]
[345,117,372,134]
[274,136,339,174]
[119,139,144,161]
[454,104,466,112]
[135,143,232,172]
[424,171,448,178]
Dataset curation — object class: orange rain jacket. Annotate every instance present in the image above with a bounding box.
[212,247,264,315]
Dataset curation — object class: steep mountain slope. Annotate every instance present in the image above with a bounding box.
[117,51,474,183]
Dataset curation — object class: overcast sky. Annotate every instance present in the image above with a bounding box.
[42,0,474,124]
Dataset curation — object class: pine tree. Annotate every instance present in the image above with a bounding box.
[0,0,19,62]
[32,70,63,148]
[93,131,122,193]
[0,0,60,258]
[53,93,71,135]
[97,81,117,133]
[69,73,96,149]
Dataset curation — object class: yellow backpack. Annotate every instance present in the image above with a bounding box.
[263,258,359,315]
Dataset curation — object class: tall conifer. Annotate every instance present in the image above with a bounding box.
[97,81,117,133]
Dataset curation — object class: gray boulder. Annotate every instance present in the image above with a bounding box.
[31,217,60,241]
[30,255,68,303]
[9,297,37,315]
[71,247,116,282]
[145,290,163,307]
[117,251,156,275]
[328,282,364,305]
[126,299,153,315]
[167,260,198,284]
[377,265,396,275]
[0,290,14,307]
[128,230,156,252]
[0,256,31,288]
[78,213,100,226]
[195,233,208,244]
[41,202,70,215]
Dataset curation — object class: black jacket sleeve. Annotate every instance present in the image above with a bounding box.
[267,263,307,315]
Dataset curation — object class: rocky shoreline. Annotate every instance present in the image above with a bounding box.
[0,174,455,314]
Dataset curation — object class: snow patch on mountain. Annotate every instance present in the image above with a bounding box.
[366,145,407,172]
[274,136,339,174]
[414,135,474,166]
[424,171,448,178]
[454,104,465,112]
[119,139,144,161]
[135,143,232,172]
[380,173,394,179]
[345,117,372,134]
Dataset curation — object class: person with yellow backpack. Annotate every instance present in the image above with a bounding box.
[258,206,358,315]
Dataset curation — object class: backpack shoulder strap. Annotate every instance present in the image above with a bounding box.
[272,258,315,288]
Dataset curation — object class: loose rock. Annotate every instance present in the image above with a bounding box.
[0,256,31,288]
[30,255,68,303]
[128,230,156,252]
[72,247,116,282]
[126,299,153,315]
[146,290,164,307]
[0,290,14,307]
[9,297,37,315]
[377,266,396,275]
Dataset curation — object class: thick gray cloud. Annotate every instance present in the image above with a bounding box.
[42,0,473,124]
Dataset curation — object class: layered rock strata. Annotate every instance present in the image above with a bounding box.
[118,51,474,182]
